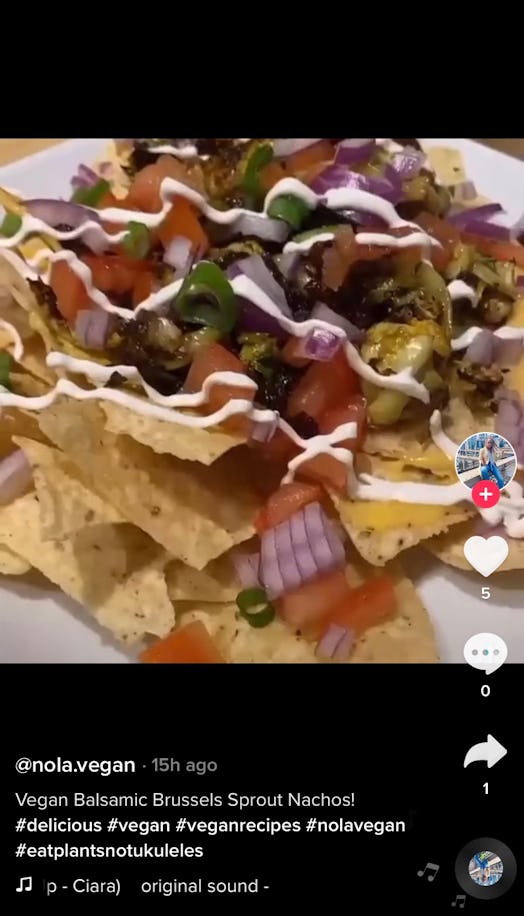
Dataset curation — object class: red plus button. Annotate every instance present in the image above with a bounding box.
[471,480,501,508]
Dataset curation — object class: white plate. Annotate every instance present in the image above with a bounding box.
[0,138,522,664]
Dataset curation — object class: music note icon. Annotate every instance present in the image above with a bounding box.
[417,862,440,882]
[451,894,466,908]
[16,876,32,893]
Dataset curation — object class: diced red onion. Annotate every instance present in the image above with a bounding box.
[164,236,193,274]
[25,199,106,254]
[294,328,342,362]
[447,203,504,229]
[454,180,478,202]
[335,139,375,166]
[228,254,291,317]
[250,416,278,443]
[465,330,495,365]
[494,337,523,366]
[233,212,290,244]
[235,299,288,341]
[0,449,33,505]
[311,166,401,203]
[389,146,425,180]
[276,251,300,279]
[74,309,112,350]
[459,220,511,242]
[25,198,99,229]
[316,623,354,660]
[274,139,324,159]
[71,164,100,191]
[311,302,365,343]
[233,552,261,589]
[260,501,345,600]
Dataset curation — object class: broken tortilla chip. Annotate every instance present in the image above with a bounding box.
[0,492,174,642]
[331,490,472,566]
[14,436,124,541]
[37,399,264,568]
[100,401,244,464]
[0,544,31,575]
[166,551,240,604]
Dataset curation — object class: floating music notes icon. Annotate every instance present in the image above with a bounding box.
[16,876,32,893]
[417,862,440,882]
[451,894,466,908]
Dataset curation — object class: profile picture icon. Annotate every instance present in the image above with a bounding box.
[455,431,517,491]
[468,851,503,887]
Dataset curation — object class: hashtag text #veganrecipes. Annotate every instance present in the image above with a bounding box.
[15,792,355,811]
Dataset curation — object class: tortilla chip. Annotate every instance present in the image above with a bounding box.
[14,436,124,541]
[356,451,454,483]
[331,490,472,566]
[93,140,132,198]
[0,492,174,642]
[100,401,244,464]
[424,145,467,186]
[0,408,48,459]
[442,397,494,447]
[166,551,239,604]
[0,544,30,575]
[427,519,524,572]
[175,559,438,663]
[37,399,265,568]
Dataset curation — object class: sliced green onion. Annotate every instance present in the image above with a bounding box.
[72,179,110,207]
[0,351,12,389]
[0,212,22,238]
[242,143,273,200]
[174,261,239,334]
[236,587,275,629]
[292,224,339,243]
[267,194,311,230]
[122,221,151,259]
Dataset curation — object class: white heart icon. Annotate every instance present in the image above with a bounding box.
[463,536,509,577]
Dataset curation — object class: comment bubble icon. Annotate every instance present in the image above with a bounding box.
[463,633,508,675]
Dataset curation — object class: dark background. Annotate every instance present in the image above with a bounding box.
[2,664,521,912]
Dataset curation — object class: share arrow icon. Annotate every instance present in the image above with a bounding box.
[463,734,508,769]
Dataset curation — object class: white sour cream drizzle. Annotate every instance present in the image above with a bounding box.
[283,230,440,256]
[451,325,524,352]
[147,144,198,159]
[0,319,24,361]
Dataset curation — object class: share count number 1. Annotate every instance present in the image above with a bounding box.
[483,782,488,795]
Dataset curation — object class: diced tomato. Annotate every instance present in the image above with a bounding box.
[287,348,359,421]
[310,575,397,642]
[97,190,121,210]
[140,621,225,664]
[415,212,460,272]
[49,261,91,323]
[157,195,209,255]
[254,481,323,534]
[295,396,367,492]
[258,428,300,465]
[184,343,254,435]
[277,569,352,630]
[259,160,288,193]
[280,336,310,367]
[286,141,335,177]
[81,254,151,296]
[132,271,154,307]
[461,233,524,268]
[319,395,368,449]
[126,155,193,213]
